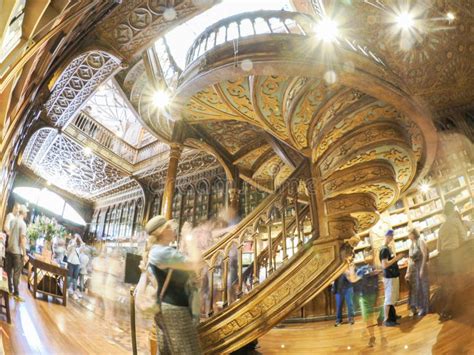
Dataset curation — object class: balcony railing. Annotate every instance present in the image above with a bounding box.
[71,113,169,164]
[185,10,384,68]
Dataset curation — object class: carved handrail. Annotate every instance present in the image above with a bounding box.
[184,10,384,68]
[154,37,182,89]
[71,112,170,164]
[135,140,169,163]
[200,162,314,316]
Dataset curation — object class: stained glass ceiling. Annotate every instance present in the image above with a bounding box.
[81,79,156,148]
[163,0,293,69]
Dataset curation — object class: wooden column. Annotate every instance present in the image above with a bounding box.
[161,143,182,219]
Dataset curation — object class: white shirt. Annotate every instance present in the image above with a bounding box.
[3,212,16,234]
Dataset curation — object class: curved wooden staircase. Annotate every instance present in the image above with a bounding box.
[138,10,438,354]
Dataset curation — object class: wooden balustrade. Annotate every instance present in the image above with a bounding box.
[185,10,314,66]
[200,163,314,317]
[183,10,384,68]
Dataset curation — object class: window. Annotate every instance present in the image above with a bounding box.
[0,0,26,63]
[12,187,86,226]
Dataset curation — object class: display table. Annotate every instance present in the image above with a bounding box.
[27,255,68,306]
[0,278,10,323]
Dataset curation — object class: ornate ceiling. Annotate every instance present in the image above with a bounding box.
[296,0,474,112]
[22,129,126,199]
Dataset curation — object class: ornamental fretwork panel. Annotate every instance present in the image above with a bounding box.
[44,51,121,128]
[30,134,125,199]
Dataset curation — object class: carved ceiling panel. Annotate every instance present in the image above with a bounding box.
[44,51,121,127]
[24,134,126,199]
[201,120,262,155]
[233,145,272,171]
[96,0,217,60]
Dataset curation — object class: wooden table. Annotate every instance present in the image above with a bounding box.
[0,279,10,323]
[27,255,68,306]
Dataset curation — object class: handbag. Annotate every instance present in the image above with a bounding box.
[135,265,173,317]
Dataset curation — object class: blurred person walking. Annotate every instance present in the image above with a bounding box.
[436,201,467,321]
[406,229,430,317]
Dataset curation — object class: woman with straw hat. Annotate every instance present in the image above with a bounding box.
[142,215,202,355]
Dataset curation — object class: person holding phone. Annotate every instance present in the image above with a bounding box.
[379,229,404,326]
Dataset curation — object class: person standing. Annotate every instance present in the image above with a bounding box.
[3,202,20,237]
[380,229,404,326]
[406,229,430,316]
[66,234,82,300]
[144,215,202,354]
[333,265,356,326]
[436,201,467,321]
[5,204,28,301]
[78,246,90,298]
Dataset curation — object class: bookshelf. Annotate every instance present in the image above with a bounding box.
[353,169,473,264]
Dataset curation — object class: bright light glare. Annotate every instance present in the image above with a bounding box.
[83,147,92,156]
[419,183,430,193]
[153,90,170,108]
[396,12,414,29]
[446,12,455,21]
[315,18,339,42]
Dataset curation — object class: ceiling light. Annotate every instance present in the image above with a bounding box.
[70,164,77,170]
[446,12,455,21]
[83,147,92,156]
[46,180,51,186]
[419,183,430,194]
[314,18,339,42]
[395,12,414,29]
[153,90,170,108]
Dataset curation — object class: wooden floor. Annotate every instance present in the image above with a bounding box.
[1,277,473,354]
[0,276,150,354]
[258,288,474,354]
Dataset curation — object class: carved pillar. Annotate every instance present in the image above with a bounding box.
[161,143,183,219]
[228,186,240,212]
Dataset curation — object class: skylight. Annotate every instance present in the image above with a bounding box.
[163,0,293,69]
[83,79,155,147]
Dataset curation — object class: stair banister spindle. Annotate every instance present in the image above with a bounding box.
[222,256,229,307]
[293,190,302,246]
[267,215,273,273]
[208,266,215,317]
[281,196,288,261]
[252,232,258,285]
[237,244,243,297]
